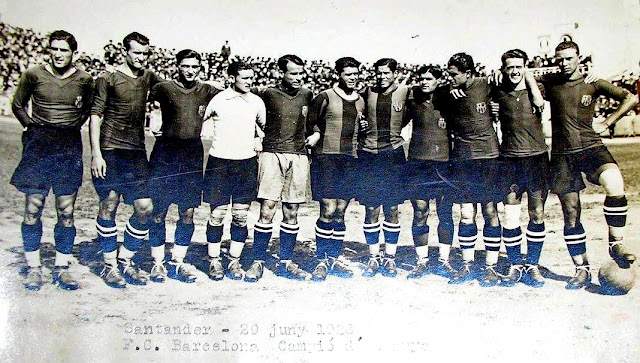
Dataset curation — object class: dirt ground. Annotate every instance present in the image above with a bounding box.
[0,117,638,363]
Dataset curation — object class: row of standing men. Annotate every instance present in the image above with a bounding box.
[10,31,637,291]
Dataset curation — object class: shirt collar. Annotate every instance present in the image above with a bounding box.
[223,87,251,102]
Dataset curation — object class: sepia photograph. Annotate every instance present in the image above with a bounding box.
[0,0,638,361]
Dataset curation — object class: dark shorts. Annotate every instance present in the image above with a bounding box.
[550,145,617,194]
[500,153,550,197]
[149,138,204,211]
[310,154,357,201]
[92,149,150,205]
[450,158,501,203]
[403,159,453,201]
[11,126,83,196]
[355,147,406,207]
[204,156,258,207]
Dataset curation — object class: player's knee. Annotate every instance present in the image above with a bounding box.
[282,203,299,224]
[503,204,521,229]
[460,203,475,224]
[320,200,337,220]
[180,208,194,224]
[57,205,75,227]
[599,168,625,196]
[99,195,120,216]
[259,200,277,223]
[134,199,153,219]
[231,204,249,227]
[528,204,545,224]
[209,205,228,226]
[383,205,399,222]
[25,196,45,222]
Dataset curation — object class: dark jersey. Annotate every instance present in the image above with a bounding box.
[493,83,547,157]
[404,87,449,161]
[92,69,161,150]
[359,84,409,153]
[307,88,365,157]
[150,80,219,139]
[12,65,94,128]
[540,74,630,155]
[258,85,313,154]
[441,76,499,160]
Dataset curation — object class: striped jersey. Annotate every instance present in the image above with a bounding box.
[258,85,313,154]
[539,74,630,155]
[12,65,94,128]
[404,87,449,161]
[359,84,409,153]
[441,76,499,160]
[493,82,547,157]
[150,80,219,139]
[307,87,365,157]
[92,69,161,150]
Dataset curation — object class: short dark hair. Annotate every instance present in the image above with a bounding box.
[123,32,150,50]
[49,30,77,52]
[555,41,580,55]
[448,53,474,73]
[227,61,253,76]
[176,49,201,65]
[501,49,528,66]
[373,58,397,72]
[277,54,304,72]
[416,65,443,79]
[335,57,360,74]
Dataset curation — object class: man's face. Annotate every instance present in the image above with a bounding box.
[502,57,525,85]
[556,48,579,77]
[178,57,201,82]
[448,65,469,88]
[375,65,396,89]
[125,40,149,71]
[233,69,255,93]
[282,61,304,89]
[49,39,74,70]
[338,66,359,91]
[418,71,438,93]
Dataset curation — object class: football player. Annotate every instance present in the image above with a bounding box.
[147,49,220,283]
[203,61,265,281]
[11,30,93,290]
[357,58,409,278]
[90,32,161,288]
[492,49,547,287]
[402,65,456,279]
[246,54,314,282]
[442,53,503,286]
[306,57,365,281]
[540,41,638,289]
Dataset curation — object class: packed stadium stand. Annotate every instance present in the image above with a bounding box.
[1,20,639,136]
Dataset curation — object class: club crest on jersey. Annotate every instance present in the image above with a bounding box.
[198,105,206,118]
[438,117,446,129]
[392,101,403,112]
[74,96,83,108]
[301,106,308,118]
[476,102,487,114]
[581,95,592,107]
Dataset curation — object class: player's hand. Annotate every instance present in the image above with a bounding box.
[584,73,600,84]
[254,137,263,152]
[91,156,107,179]
[490,101,500,114]
[450,88,466,99]
[593,118,610,136]
[488,70,503,85]
[305,132,321,148]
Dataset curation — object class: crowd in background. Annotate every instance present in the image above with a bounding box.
[1,22,637,119]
